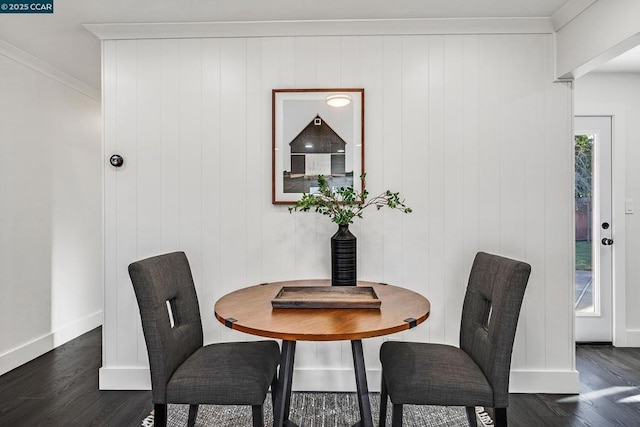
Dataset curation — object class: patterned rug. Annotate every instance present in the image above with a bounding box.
[141,392,493,426]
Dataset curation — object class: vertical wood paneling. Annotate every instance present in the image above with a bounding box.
[178,39,203,295]
[400,36,429,296]
[499,35,528,260]
[359,37,389,365]
[294,37,318,87]
[358,36,385,283]
[245,38,263,289]
[135,39,163,364]
[319,35,355,370]
[291,37,319,290]
[427,35,446,343]
[443,36,466,344]
[114,40,139,366]
[201,38,222,342]
[461,34,480,304]
[381,37,403,285]
[397,36,429,346]
[277,37,297,284]
[317,36,341,85]
[261,38,285,284]
[315,37,340,283]
[160,40,181,253]
[545,80,574,370]
[103,33,574,389]
[218,39,250,343]
[499,35,533,367]
[340,36,361,87]
[219,39,248,300]
[135,40,163,258]
[477,36,503,254]
[522,35,548,364]
[102,41,118,367]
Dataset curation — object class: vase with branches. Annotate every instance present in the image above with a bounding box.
[289,174,411,285]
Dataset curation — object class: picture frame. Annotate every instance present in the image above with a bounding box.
[272,88,365,204]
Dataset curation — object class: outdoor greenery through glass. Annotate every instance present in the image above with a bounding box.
[288,174,412,225]
[574,133,593,271]
[575,134,593,211]
[575,133,594,313]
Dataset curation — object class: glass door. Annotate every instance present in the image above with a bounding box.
[574,116,613,342]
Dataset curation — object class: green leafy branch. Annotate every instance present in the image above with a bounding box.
[288,174,412,224]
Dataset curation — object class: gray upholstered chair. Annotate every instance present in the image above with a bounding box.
[379,252,531,427]
[128,252,280,427]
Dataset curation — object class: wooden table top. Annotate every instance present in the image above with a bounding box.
[214,279,430,341]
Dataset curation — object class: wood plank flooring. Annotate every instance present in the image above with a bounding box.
[0,328,639,426]
[0,328,150,426]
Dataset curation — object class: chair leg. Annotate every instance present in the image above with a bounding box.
[187,404,198,427]
[494,407,507,427]
[465,406,477,427]
[154,404,167,427]
[379,377,388,427]
[391,404,403,427]
[252,404,264,427]
[271,372,278,411]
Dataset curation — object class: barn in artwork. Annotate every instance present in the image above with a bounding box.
[288,114,347,177]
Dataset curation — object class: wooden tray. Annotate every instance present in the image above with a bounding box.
[271,286,381,309]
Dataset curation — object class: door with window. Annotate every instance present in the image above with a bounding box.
[574,116,613,342]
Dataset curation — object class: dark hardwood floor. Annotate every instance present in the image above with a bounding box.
[0,327,151,426]
[1,327,639,426]
[508,345,640,427]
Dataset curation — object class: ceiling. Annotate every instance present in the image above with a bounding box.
[0,0,637,92]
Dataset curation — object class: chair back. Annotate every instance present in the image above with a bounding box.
[459,252,531,407]
[128,252,204,403]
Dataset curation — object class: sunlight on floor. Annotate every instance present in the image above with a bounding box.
[617,394,640,403]
[556,386,640,403]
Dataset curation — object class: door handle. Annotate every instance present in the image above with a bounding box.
[601,238,614,246]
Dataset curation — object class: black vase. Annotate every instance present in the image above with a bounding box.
[331,223,357,286]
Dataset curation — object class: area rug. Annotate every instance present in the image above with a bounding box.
[141,392,493,426]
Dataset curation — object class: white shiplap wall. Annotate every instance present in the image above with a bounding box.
[99,33,577,392]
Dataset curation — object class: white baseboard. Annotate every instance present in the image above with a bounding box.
[98,367,372,392]
[295,369,580,394]
[99,367,152,390]
[292,368,381,392]
[509,369,579,394]
[97,366,579,394]
[0,310,103,377]
[622,330,640,347]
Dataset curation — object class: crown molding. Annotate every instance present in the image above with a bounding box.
[84,17,553,41]
[0,39,100,101]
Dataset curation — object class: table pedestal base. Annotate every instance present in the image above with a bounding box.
[272,339,374,427]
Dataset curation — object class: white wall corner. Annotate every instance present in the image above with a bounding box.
[0,310,103,377]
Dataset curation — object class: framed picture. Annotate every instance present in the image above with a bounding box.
[272,88,365,204]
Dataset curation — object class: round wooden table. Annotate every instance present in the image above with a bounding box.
[214,279,430,427]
